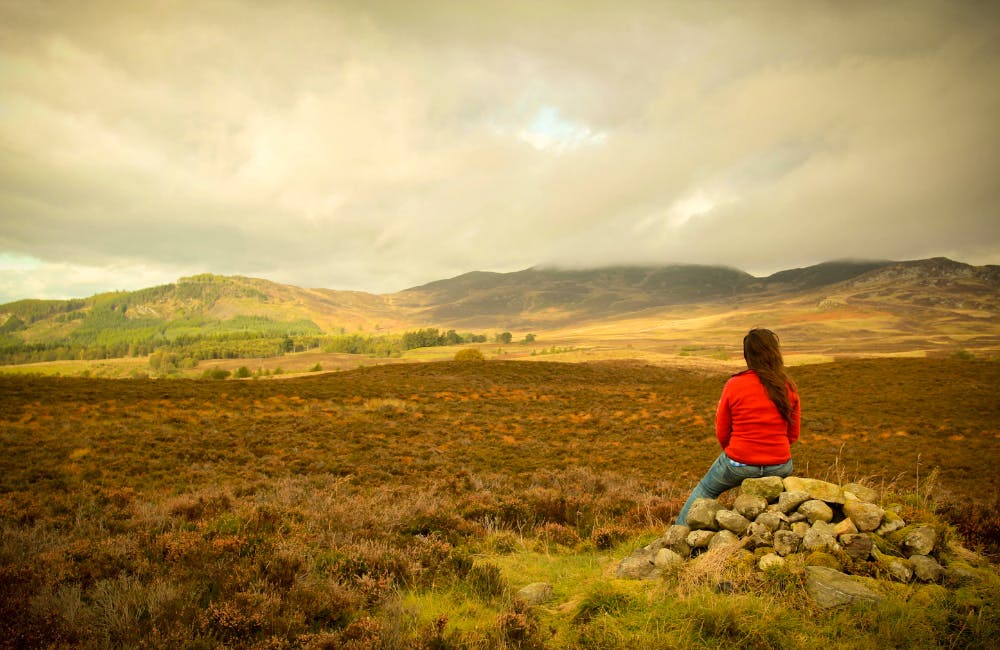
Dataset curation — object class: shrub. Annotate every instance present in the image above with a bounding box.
[535,522,582,549]
[572,584,634,625]
[466,562,507,601]
[234,366,252,379]
[201,368,231,380]
[454,349,484,362]
[590,523,630,550]
[497,600,543,648]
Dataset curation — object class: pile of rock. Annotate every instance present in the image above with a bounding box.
[616,476,977,607]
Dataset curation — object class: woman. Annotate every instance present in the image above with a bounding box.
[675,328,800,526]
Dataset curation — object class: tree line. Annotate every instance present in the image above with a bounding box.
[0,316,506,367]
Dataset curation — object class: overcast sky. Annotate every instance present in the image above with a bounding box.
[1,1,998,303]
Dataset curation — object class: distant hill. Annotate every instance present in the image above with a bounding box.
[392,265,757,328]
[1,257,997,366]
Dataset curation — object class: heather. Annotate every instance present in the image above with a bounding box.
[1,357,997,648]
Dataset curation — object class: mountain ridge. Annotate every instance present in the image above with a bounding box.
[1,257,997,365]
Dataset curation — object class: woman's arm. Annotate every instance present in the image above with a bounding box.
[715,383,733,448]
[786,389,801,443]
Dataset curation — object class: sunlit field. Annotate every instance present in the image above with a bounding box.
[2,357,998,647]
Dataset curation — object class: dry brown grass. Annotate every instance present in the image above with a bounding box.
[0,357,998,646]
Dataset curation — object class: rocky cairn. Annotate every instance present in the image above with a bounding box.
[616,476,976,607]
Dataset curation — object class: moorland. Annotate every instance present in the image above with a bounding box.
[1,357,998,648]
[2,256,999,647]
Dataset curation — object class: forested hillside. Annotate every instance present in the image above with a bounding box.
[0,275,487,369]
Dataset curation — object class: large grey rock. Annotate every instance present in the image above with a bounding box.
[686,499,722,530]
[777,490,811,514]
[686,529,716,549]
[616,549,661,580]
[654,548,684,570]
[733,493,768,520]
[516,582,553,605]
[716,510,751,536]
[783,477,846,504]
[741,476,785,502]
[910,555,944,583]
[806,566,883,608]
[799,499,834,523]
[898,526,937,557]
[843,482,879,503]
[773,530,802,557]
[708,530,741,550]
[661,525,691,558]
[843,501,885,532]
[803,523,840,553]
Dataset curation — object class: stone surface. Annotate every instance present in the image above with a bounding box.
[841,534,873,561]
[754,511,785,532]
[661,525,692,558]
[741,476,785,501]
[716,509,751,536]
[773,530,802,557]
[875,509,906,535]
[616,549,661,580]
[791,521,811,536]
[898,526,937,557]
[832,517,859,537]
[873,549,913,583]
[843,501,885,532]
[708,530,741,550]
[910,554,944,583]
[654,548,684,570]
[745,522,773,548]
[758,553,785,571]
[733,493,768,520]
[686,529,716,549]
[885,558,914,583]
[803,524,839,553]
[806,566,883,608]
[686,499,722,530]
[843,482,879,503]
[783,477,846,504]
[516,582,553,605]
[799,500,835,523]
[622,475,968,595]
[777,490,811,514]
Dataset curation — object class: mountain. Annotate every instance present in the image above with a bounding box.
[1,257,997,365]
[391,265,757,328]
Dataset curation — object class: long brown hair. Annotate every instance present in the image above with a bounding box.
[743,328,796,422]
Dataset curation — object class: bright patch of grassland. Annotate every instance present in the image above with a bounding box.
[1,358,998,647]
[401,536,1000,649]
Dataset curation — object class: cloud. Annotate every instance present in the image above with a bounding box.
[1,1,998,302]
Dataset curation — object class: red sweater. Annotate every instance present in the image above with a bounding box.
[715,369,800,465]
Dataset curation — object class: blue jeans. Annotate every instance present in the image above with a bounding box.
[675,452,793,525]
